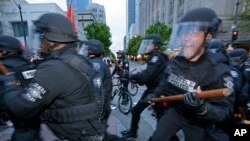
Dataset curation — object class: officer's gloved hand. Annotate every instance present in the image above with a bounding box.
[142,93,155,104]
[184,92,204,108]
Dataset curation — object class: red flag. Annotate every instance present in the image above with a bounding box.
[67,1,77,33]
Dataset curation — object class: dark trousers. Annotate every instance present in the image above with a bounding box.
[129,89,153,133]
[150,108,207,141]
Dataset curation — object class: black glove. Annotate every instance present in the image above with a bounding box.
[141,93,155,104]
[184,92,204,107]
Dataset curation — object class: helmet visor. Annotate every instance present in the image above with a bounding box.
[78,43,89,57]
[168,22,208,59]
[27,27,42,56]
[138,39,154,54]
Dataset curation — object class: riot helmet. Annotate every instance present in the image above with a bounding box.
[35,13,77,43]
[208,39,230,63]
[29,13,78,56]
[168,7,221,61]
[208,39,226,54]
[0,35,24,56]
[138,34,162,54]
[228,48,248,69]
[78,39,104,57]
[181,7,221,37]
[116,50,125,59]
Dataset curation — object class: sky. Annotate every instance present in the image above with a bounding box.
[26,0,126,52]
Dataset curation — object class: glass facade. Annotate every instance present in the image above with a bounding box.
[67,0,92,12]
[128,0,136,31]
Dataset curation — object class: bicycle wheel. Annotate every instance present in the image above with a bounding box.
[118,92,132,115]
[128,82,138,96]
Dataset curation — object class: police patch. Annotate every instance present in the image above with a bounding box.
[167,73,196,91]
[150,56,158,63]
[93,77,102,88]
[92,63,100,71]
[223,76,234,94]
[230,70,239,78]
[23,83,47,102]
[21,69,36,79]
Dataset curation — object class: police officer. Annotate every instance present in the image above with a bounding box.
[79,39,112,125]
[111,50,130,104]
[149,8,234,141]
[0,35,40,141]
[121,34,168,139]
[228,49,250,104]
[0,13,105,141]
[208,39,243,97]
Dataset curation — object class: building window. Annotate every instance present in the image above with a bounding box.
[92,8,97,12]
[12,21,28,37]
[99,14,103,18]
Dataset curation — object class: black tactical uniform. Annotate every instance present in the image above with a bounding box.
[121,34,168,139]
[152,52,234,141]
[228,49,250,103]
[0,35,39,141]
[80,39,113,124]
[112,51,129,91]
[208,39,243,101]
[0,13,105,141]
[149,8,234,141]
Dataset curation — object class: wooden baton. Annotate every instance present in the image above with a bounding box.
[151,88,231,103]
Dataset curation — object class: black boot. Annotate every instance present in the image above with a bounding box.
[121,130,137,139]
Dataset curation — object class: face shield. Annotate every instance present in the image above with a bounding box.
[27,26,43,58]
[168,22,208,60]
[77,43,89,57]
[138,39,154,54]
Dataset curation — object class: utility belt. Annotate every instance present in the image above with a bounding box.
[42,103,98,123]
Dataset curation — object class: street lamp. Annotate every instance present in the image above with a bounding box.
[13,0,27,48]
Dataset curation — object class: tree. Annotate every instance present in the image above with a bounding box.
[84,22,112,56]
[127,35,142,57]
[238,0,250,32]
[145,22,172,43]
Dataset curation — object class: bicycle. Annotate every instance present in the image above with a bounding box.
[128,69,139,96]
[111,77,133,115]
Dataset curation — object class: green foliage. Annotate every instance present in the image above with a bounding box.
[145,22,172,42]
[127,35,143,56]
[84,22,112,55]
[238,0,250,32]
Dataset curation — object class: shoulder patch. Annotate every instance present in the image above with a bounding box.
[150,56,159,63]
[230,70,239,78]
[23,83,47,102]
[223,76,234,94]
[92,63,101,71]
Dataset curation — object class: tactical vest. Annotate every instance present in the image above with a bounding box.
[42,53,100,123]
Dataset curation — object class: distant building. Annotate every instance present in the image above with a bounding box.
[66,0,92,12]
[85,3,106,23]
[138,0,250,41]
[126,0,136,47]
[75,11,96,37]
[0,0,65,47]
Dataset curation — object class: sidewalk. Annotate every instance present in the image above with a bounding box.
[0,109,155,141]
